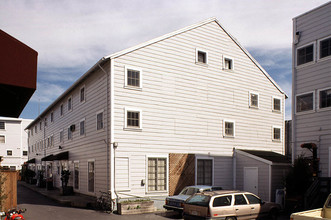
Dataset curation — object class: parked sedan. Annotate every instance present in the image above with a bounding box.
[183,190,280,220]
[164,185,223,212]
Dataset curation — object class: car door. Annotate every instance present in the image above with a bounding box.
[233,194,251,219]
[210,195,234,218]
[245,194,261,219]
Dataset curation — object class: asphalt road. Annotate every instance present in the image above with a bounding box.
[17,184,180,220]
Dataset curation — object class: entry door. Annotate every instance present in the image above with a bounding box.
[244,167,258,195]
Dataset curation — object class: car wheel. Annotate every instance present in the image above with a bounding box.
[269,209,278,220]
[225,217,236,220]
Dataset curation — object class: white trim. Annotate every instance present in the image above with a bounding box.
[317,87,331,111]
[272,96,282,112]
[272,125,282,142]
[317,35,331,61]
[223,119,235,138]
[295,91,315,114]
[110,58,115,199]
[223,55,234,71]
[124,65,143,89]
[295,41,316,68]
[195,48,209,65]
[124,107,142,130]
[195,155,214,186]
[145,154,169,194]
[249,91,259,109]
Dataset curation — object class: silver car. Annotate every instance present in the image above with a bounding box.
[164,185,223,212]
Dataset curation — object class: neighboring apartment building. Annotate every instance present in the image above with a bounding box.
[26,18,287,203]
[0,117,32,170]
[292,2,331,177]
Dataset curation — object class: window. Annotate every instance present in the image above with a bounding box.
[0,135,5,143]
[148,158,167,191]
[319,88,331,109]
[196,49,208,64]
[96,112,103,130]
[50,135,54,147]
[249,92,259,108]
[23,151,28,156]
[68,127,72,140]
[60,130,64,142]
[0,122,4,130]
[125,66,142,88]
[68,97,72,111]
[223,56,234,70]
[296,92,314,113]
[213,196,232,207]
[127,111,140,128]
[273,97,281,112]
[319,36,331,59]
[80,120,85,136]
[235,194,247,205]
[273,126,281,141]
[297,44,314,65]
[88,161,95,192]
[245,194,261,204]
[197,159,213,185]
[51,112,54,123]
[223,120,235,137]
[60,104,64,116]
[7,150,12,156]
[80,86,85,102]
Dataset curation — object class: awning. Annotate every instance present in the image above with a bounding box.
[53,151,69,160]
[41,154,55,161]
[26,158,36,163]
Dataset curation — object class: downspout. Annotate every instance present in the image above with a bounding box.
[291,18,297,164]
[110,58,116,201]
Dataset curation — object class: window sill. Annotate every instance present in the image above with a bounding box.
[295,110,316,115]
[124,127,142,132]
[249,106,259,109]
[124,86,142,91]
[223,135,235,139]
[272,110,281,113]
[295,61,315,69]
[272,139,281,143]
[195,62,208,67]
[317,55,331,63]
[222,68,234,72]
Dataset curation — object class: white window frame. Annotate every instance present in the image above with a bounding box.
[272,126,282,142]
[223,120,235,138]
[124,66,143,89]
[223,55,234,71]
[195,155,214,186]
[272,96,282,112]
[317,87,331,111]
[80,85,86,103]
[249,91,259,108]
[96,110,104,131]
[296,42,316,67]
[124,108,142,130]
[146,154,168,193]
[317,35,331,61]
[67,96,73,112]
[80,118,86,136]
[195,48,208,65]
[0,134,5,144]
[295,91,315,114]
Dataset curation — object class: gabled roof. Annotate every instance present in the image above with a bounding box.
[105,17,287,98]
[236,149,291,165]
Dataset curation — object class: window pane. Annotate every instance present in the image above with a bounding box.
[274,128,281,140]
[197,159,212,185]
[80,121,85,135]
[225,122,234,136]
[148,158,166,191]
[320,38,331,59]
[296,93,314,112]
[320,89,331,108]
[0,135,5,143]
[213,196,232,207]
[245,194,260,204]
[97,113,103,130]
[273,98,281,111]
[80,87,85,102]
[127,111,140,127]
[88,162,94,192]
[198,51,206,63]
[127,69,140,87]
[297,45,314,65]
[251,94,258,107]
[235,194,247,205]
[0,122,5,129]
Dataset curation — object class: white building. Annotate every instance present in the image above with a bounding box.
[292,2,331,177]
[26,18,288,203]
[0,117,32,170]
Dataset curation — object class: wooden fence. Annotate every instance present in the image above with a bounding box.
[0,170,17,211]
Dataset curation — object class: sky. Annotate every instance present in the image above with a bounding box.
[0,0,330,120]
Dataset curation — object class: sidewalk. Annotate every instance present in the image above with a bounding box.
[18,181,96,209]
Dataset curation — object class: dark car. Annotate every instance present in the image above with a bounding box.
[164,185,223,212]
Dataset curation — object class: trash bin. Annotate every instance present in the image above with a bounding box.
[275,189,285,209]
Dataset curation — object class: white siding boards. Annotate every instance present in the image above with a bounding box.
[26,18,286,201]
[292,2,331,177]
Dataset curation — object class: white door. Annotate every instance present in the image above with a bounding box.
[244,167,258,195]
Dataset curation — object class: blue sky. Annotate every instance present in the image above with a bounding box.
[0,0,329,120]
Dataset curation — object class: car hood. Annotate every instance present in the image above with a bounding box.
[167,195,190,201]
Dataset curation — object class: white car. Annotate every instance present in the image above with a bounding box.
[164,185,223,212]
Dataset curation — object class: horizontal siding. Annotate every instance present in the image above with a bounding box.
[114,21,285,197]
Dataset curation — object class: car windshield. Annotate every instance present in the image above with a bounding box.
[186,194,210,207]
[180,187,200,196]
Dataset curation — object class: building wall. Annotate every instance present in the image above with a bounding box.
[113,20,285,198]
[292,2,331,177]
[0,118,32,170]
[27,62,110,196]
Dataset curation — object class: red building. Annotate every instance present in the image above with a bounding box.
[0,30,38,117]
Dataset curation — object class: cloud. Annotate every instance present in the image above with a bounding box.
[30,82,66,103]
